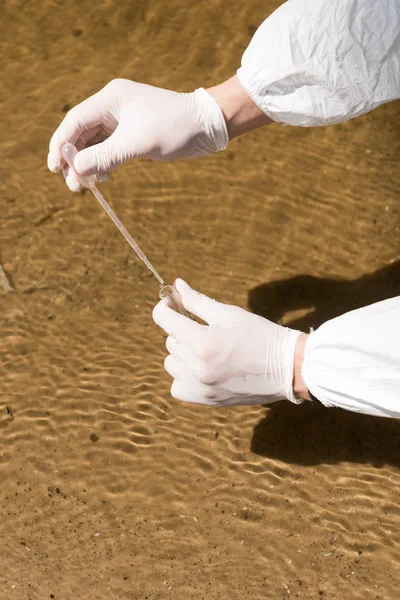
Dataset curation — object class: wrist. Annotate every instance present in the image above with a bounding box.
[293,333,311,401]
[206,75,271,139]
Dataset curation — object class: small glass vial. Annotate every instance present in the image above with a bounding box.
[159,284,192,319]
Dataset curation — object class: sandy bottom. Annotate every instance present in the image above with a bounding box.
[1,1,400,598]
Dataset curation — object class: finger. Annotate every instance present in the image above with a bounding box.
[48,89,110,172]
[170,379,218,405]
[166,335,178,354]
[62,168,106,192]
[61,128,109,191]
[171,379,268,407]
[174,279,224,325]
[164,355,191,381]
[153,300,204,342]
[60,126,103,191]
[62,164,81,192]
[166,337,214,383]
[164,355,219,404]
[75,127,111,180]
[166,336,198,365]
[77,130,110,183]
[75,126,103,151]
[74,125,128,176]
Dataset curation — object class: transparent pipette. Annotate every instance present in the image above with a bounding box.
[61,143,164,285]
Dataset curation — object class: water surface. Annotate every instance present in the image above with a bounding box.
[1,1,399,598]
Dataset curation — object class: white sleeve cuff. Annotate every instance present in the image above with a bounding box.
[301,297,400,418]
[237,0,400,127]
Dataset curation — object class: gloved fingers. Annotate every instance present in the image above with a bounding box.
[75,126,110,157]
[61,145,108,195]
[48,86,117,173]
[170,379,219,406]
[62,164,81,193]
[153,299,204,343]
[164,355,278,407]
[74,126,101,149]
[209,393,274,407]
[62,165,107,193]
[166,336,216,383]
[166,336,199,365]
[73,125,127,176]
[166,335,182,357]
[164,354,188,380]
[164,354,222,405]
[170,377,270,407]
[62,128,110,192]
[174,279,226,325]
[58,127,100,191]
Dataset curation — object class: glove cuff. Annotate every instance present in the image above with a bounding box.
[283,328,304,404]
[194,88,229,152]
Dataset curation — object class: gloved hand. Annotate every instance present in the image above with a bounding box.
[153,279,303,407]
[47,78,229,191]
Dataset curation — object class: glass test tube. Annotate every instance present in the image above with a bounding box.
[159,284,192,319]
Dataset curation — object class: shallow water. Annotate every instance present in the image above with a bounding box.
[1,1,400,598]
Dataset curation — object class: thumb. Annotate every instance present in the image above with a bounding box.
[74,127,125,176]
[175,279,223,325]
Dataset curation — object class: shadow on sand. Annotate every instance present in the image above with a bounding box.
[248,261,400,467]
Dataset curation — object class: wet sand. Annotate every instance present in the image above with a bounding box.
[1,1,400,598]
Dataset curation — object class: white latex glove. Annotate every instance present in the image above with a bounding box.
[152,279,303,407]
[47,79,229,191]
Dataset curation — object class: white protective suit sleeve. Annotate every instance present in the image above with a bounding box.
[237,0,400,126]
[302,297,400,418]
[237,0,400,417]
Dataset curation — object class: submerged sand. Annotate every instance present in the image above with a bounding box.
[1,1,399,598]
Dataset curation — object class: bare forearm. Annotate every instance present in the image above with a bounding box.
[293,333,311,401]
[206,75,272,139]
